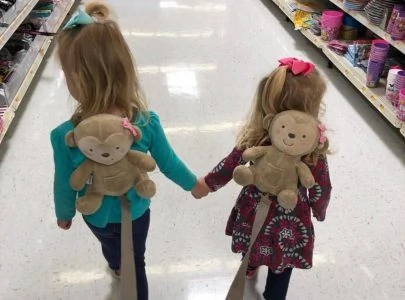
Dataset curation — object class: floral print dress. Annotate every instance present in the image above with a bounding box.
[204,147,332,273]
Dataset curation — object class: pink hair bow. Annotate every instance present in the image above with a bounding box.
[279,57,315,76]
[318,124,327,144]
[122,118,138,137]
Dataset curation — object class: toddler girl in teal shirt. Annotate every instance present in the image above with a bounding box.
[50,3,207,299]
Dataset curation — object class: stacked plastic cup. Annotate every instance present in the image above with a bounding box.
[321,10,344,41]
[393,71,405,106]
[397,89,405,121]
[366,41,390,87]
[386,67,402,103]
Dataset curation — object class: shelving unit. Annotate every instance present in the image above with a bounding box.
[0,0,76,144]
[0,0,39,49]
[330,0,405,54]
[269,0,405,138]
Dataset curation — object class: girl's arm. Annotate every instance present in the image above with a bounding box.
[50,127,77,221]
[309,155,332,221]
[204,147,246,191]
[149,113,197,191]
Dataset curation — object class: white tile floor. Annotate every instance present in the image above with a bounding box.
[0,0,405,299]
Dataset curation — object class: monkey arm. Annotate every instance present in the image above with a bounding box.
[70,160,94,191]
[127,150,157,172]
[242,146,270,162]
[296,161,315,188]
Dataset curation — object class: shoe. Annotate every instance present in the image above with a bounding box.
[246,265,258,279]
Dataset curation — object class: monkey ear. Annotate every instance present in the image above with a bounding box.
[263,114,273,131]
[65,130,77,147]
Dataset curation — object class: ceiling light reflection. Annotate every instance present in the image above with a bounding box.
[313,252,336,265]
[122,30,214,38]
[159,1,227,11]
[147,259,239,275]
[164,121,242,134]
[138,63,217,74]
[55,270,105,284]
[166,71,199,98]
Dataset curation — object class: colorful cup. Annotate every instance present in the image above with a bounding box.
[366,60,385,87]
[397,88,405,120]
[386,68,402,103]
[387,5,405,34]
[391,11,405,40]
[393,70,405,105]
[322,10,344,21]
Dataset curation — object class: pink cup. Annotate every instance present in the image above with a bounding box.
[322,19,342,25]
[372,39,389,46]
[397,89,405,120]
[322,10,344,20]
[399,88,405,100]
[393,71,405,105]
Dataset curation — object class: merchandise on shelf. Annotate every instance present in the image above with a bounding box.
[386,67,402,100]
[0,0,75,144]
[364,0,402,27]
[294,0,405,122]
[0,0,17,18]
[387,4,405,34]
[342,0,368,11]
[321,10,344,41]
[270,0,405,137]
[0,0,56,107]
[398,88,405,120]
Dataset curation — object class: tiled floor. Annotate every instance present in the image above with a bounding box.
[0,0,404,299]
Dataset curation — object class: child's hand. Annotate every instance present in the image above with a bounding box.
[191,177,211,199]
[57,220,72,230]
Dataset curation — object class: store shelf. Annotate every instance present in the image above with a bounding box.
[272,0,293,21]
[323,47,402,128]
[270,0,405,138]
[0,0,39,49]
[301,28,324,48]
[329,0,405,55]
[0,0,76,144]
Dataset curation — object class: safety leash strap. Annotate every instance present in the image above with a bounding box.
[120,195,138,300]
[225,195,271,300]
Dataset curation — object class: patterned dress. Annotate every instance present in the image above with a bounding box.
[204,147,332,273]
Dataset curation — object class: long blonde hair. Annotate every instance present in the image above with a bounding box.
[57,2,147,125]
[237,65,328,165]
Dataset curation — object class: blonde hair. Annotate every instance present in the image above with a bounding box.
[236,65,328,165]
[57,2,147,126]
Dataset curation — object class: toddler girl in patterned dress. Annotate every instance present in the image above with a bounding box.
[193,58,332,300]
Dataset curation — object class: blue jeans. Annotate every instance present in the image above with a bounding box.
[85,209,150,300]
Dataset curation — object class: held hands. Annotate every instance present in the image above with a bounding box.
[191,177,211,199]
[57,220,72,230]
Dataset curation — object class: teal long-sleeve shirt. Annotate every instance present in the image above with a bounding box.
[51,111,197,228]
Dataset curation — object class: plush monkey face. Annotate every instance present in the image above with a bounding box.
[66,114,141,165]
[269,110,320,156]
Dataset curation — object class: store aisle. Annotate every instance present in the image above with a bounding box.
[0,0,404,299]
